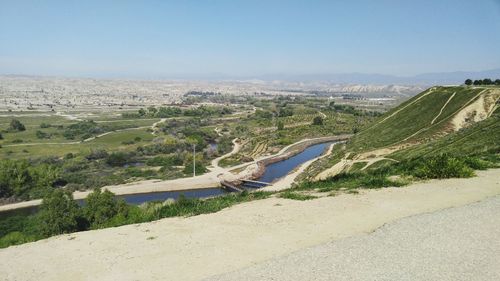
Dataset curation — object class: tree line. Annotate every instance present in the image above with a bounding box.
[464,78,500,86]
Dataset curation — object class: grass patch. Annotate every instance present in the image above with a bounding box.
[151,191,272,218]
[298,172,405,193]
[278,191,317,201]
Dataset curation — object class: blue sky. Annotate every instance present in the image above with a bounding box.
[1,0,500,78]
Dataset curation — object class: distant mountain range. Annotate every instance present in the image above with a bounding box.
[251,68,500,85]
[2,68,500,85]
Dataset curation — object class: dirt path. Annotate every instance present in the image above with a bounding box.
[209,138,241,171]
[431,91,456,124]
[315,154,397,180]
[1,169,498,281]
[150,118,166,135]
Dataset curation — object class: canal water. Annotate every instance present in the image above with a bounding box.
[0,187,227,219]
[0,141,333,218]
[242,141,332,188]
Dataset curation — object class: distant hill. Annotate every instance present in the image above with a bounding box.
[253,69,500,85]
[3,68,500,85]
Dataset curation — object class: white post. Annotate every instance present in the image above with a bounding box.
[193,144,196,177]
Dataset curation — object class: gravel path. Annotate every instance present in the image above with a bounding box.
[206,195,500,281]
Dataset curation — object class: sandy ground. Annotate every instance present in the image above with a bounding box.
[207,194,500,281]
[452,89,499,131]
[0,169,498,281]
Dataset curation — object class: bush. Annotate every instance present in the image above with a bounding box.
[39,190,82,236]
[63,120,104,140]
[0,232,36,248]
[312,116,323,125]
[35,130,50,139]
[183,161,207,175]
[0,159,62,199]
[83,188,128,228]
[277,121,284,130]
[106,152,130,167]
[9,119,26,131]
[463,156,494,170]
[412,154,475,179]
[85,149,108,160]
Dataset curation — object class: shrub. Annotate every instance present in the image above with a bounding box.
[312,116,323,125]
[83,188,128,228]
[85,149,108,160]
[0,232,36,248]
[183,161,207,175]
[463,156,494,170]
[9,119,26,131]
[412,154,475,179]
[106,152,130,167]
[35,130,50,139]
[39,190,81,236]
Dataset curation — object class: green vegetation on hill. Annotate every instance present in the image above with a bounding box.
[301,85,499,196]
[390,108,499,160]
[348,86,485,152]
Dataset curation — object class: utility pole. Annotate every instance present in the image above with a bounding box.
[193,144,196,177]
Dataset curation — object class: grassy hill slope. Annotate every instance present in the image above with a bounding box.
[348,86,496,153]
[305,85,500,181]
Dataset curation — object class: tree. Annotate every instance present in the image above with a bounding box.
[277,121,284,130]
[9,119,26,131]
[464,79,472,86]
[83,188,126,228]
[483,78,493,85]
[495,79,500,85]
[147,106,157,116]
[278,107,293,117]
[312,116,323,125]
[473,80,482,85]
[39,189,80,236]
[138,108,146,116]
